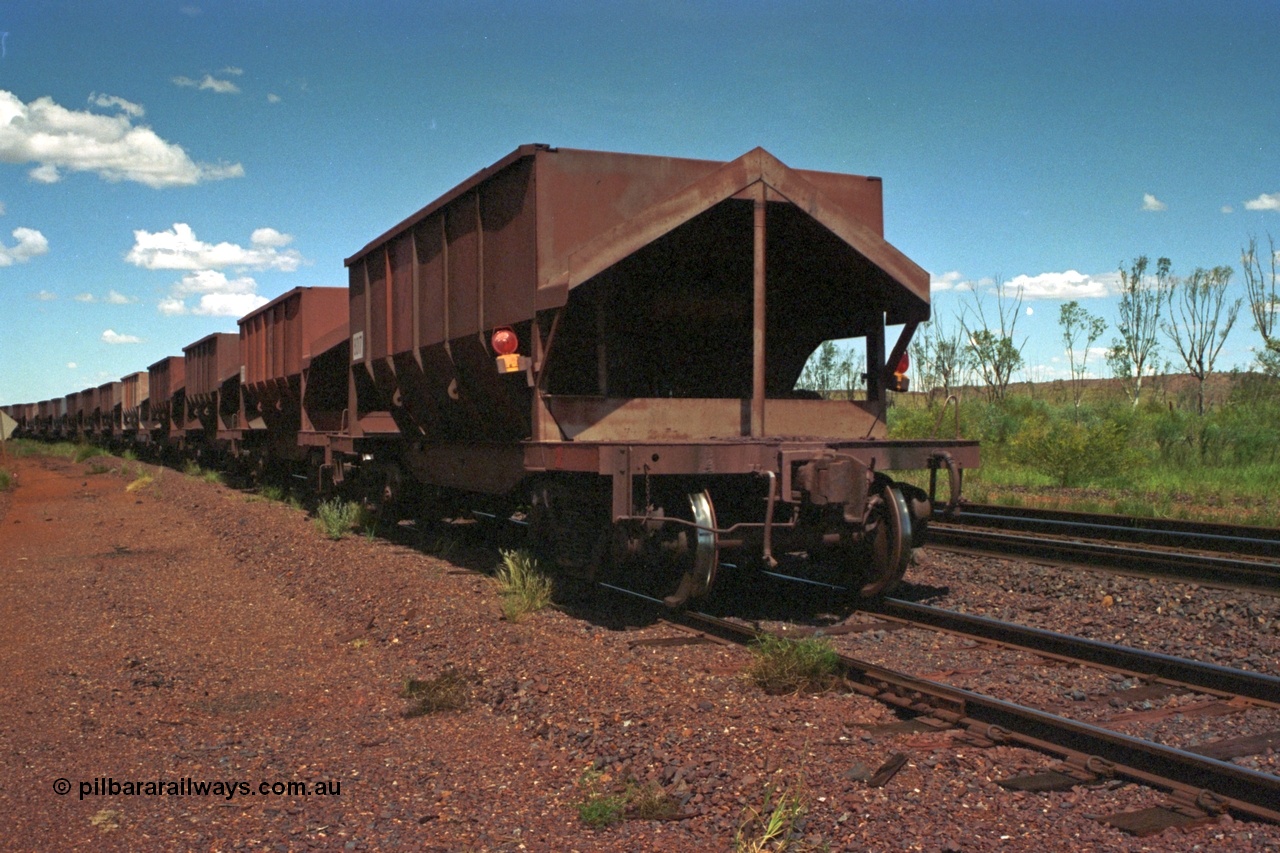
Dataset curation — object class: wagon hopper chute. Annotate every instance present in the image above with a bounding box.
[343,145,979,605]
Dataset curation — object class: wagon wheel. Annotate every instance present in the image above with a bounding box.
[527,480,610,580]
[659,489,721,609]
[855,485,913,599]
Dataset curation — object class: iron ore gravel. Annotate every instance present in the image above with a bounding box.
[2,453,1278,851]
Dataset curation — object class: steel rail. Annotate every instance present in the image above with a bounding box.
[676,608,1280,825]
[870,598,1280,706]
[927,524,1280,589]
[941,504,1280,557]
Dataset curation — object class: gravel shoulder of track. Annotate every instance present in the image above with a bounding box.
[1,452,1278,851]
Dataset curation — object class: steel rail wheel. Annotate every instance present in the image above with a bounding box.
[662,489,720,609]
[857,485,913,599]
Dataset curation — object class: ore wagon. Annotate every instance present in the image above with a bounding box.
[340,145,979,605]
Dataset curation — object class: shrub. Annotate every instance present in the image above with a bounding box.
[495,548,553,622]
[0,469,11,491]
[744,635,840,695]
[1008,408,1131,487]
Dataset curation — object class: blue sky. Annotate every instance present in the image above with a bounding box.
[2,0,1278,405]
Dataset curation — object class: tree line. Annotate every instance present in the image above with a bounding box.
[909,235,1280,415]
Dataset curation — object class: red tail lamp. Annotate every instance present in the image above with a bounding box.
[886,350,910,392]
[492,327,527,376]
[491,327,518,355]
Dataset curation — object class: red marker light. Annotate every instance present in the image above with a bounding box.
[491,327,518,355]
[895,351,910,374]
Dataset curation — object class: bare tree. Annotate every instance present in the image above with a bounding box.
[1162,265,1241,415]
[959,278,1026,403]
[1059,300,1106,413]
[1241,235,1280,376]
[1106,256,1170,405]
[910,316,968,400]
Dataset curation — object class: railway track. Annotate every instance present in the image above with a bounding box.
[928,504,1280,590]
[596,572,1280,834]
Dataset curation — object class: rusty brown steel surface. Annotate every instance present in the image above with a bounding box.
[238,287,347,440]
[147,356,185,406]
[239,286,347,388]
[343,145,938,459]
[183,333,239,399]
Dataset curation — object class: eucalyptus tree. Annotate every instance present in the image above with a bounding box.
[1106,256,1171,405]
[959,277,1027,403]
[1162,265,1241,415]
[1059,300,1106,413]
[1241,235,1280,377]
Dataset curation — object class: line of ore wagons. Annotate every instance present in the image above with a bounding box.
[4,145,979,603]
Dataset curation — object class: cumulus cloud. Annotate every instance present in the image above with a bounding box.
[88,93,144,118]
[101,329,142,344]
[267,93,281,104]
[0,89,244,187]
[172,74,241,95]
[1142,193,1167,212]
[1001,270,1120,300]
[34,289,56,301]
[0,226,48,265]
[130,224,304,317]
[74,289,136,304]
[1245,193,1280,212]
[159,270,268,316]
[126,223,303,271]
[930,270,967,293]
[67,362,77,369]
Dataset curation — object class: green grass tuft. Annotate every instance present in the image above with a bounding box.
[495,548,553,622]
[401,669,470,717]
[74,444,108,463]
[744,635,840,695]
[315,497,361,540]
[734,784,810,852]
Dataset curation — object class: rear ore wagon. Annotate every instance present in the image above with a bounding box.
[334,144,977,605]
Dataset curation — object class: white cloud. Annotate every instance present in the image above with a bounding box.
[88,93,144,118]
[0,226,48,265]
[930,270,966,293]
[1142,193,1167,212]
[101,329,142,344]
[1001,270,1120,300]
[1245,193,1280,212]
[158,296,187,316]
[1222,205,1234,214]
[75,292,95,302]
[155,267,269,317]
[126,223,303,271]
[172,269,259,296]
[267,93,281,104]
[34,289,56,301]
[67,362,77,369]
[191,292,268,316]
[0,89,244,187]
[106,289,134,304]
[172,74,241,95]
